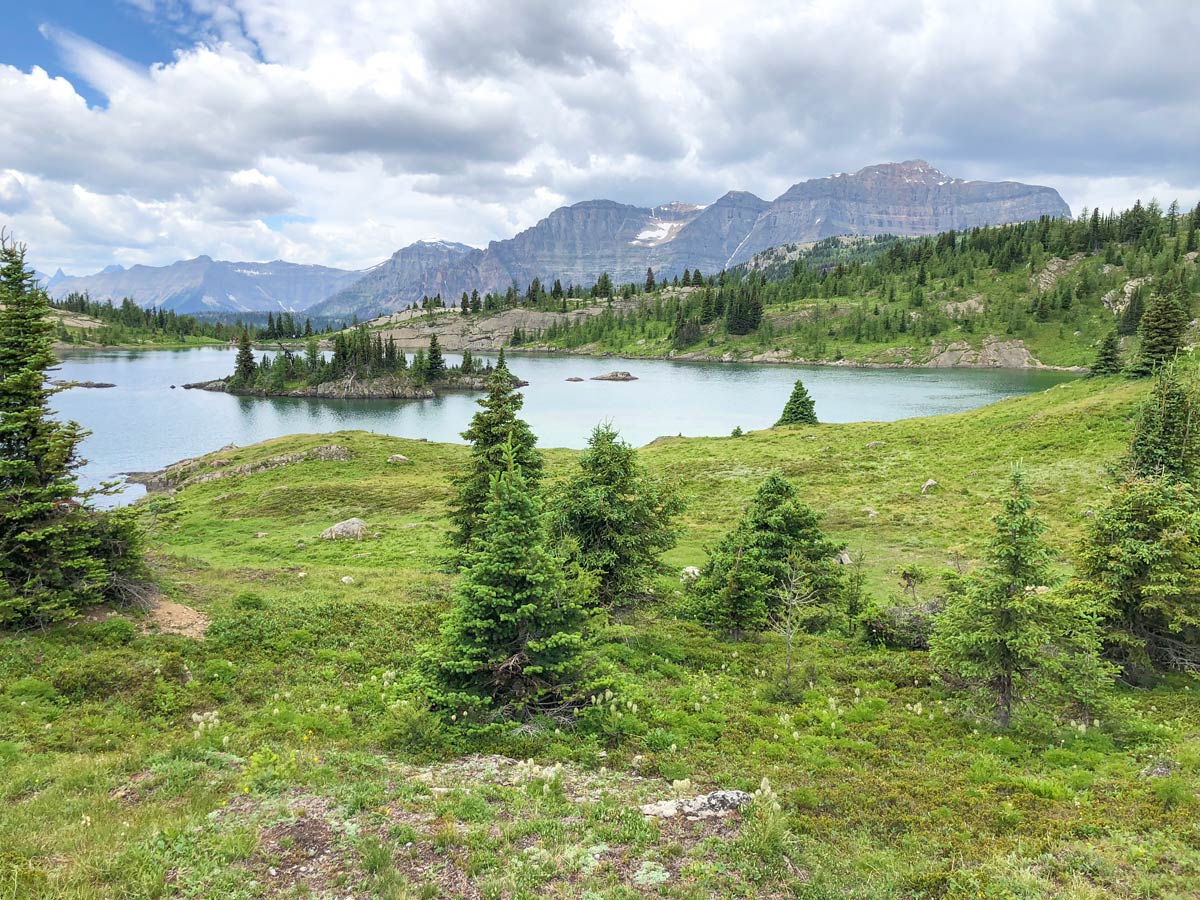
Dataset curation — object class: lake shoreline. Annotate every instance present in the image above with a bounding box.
[500,345,1090,374]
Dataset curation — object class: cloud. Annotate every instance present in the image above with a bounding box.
[1,0,1197,275]
[0,171,33,213]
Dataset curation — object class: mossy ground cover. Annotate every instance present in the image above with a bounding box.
[2,374,1199,898]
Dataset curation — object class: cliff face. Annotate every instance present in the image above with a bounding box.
[322,160,1068,316]
[49,257,361,313]
[312,241,479,318]
[49,160,1071,319]
[725,161,1070,265]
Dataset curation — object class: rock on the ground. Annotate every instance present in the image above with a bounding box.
[926,335,1041,369]
[340,576,355,585]
[835,550,854,565]
[680,566,701,583]
[387,454,411,464]
[866,441,885,449]
[591,371,638,381]
[322,518,368,541]
[921,479,938,494]
[640,790,753,820]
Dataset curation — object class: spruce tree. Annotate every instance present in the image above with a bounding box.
[776,378,818,426]
[0,235,130,625]
[1090,331,1122,376]
[451,363,542,551]
[426,334,446,380]
[551,423,684,608]
[1116,286,1145,336]
[644,267,656,292]
[1076,476,1200,677]
[437,459,586,717]
[1127,364,1198,482]
[1129,289,1189,376]
[930,468,1107,726]
[691,473,842,638]
[235,329,256,383]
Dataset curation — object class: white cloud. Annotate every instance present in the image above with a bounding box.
[1,0,1197,274]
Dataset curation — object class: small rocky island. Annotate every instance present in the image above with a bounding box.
[185,331,523,400]
[590,370,638,381]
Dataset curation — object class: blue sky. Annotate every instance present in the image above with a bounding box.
[3,1,180,106]
[1,1,1197,275]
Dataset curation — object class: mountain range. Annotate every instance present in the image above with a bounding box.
[47,160,1070,318]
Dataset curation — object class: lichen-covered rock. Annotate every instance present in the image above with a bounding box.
[921,479,938,494]
[387,454,411,464]
[322,518,368,541]
[591,371,637,382]
[640,790,753,820]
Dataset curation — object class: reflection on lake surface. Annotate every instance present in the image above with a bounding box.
[51,347,1078,505]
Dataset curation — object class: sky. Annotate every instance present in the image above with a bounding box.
[1,0,1198,276]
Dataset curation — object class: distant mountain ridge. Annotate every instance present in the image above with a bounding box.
[47,256,361,314]
[48,160,1070,317]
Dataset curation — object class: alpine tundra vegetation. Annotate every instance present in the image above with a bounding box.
[2,3,1200,895]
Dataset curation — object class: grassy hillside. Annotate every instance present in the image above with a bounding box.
[3,373,1200,899]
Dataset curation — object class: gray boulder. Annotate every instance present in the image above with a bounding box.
[640,790,753,820]
[322,518,368,541]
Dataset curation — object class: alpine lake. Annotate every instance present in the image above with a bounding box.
[51,346,1079,505]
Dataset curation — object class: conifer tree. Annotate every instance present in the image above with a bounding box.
[426,334,446,380]
[644,267,656,292]
[1076,476,1200,677]
[1129,289,1189,376]
[691,474,842,638]
[551,423,684,608]
[776,378,818,426]
[1090,331,1122,376]
[235,329,256,383]
[451,362,542,551]
[930,468,1108,726]
[437,457,586,717]
[1127,363,1198,482]
[0,234,140,625]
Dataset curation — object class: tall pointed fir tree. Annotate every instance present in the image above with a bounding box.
[1128,288,1190,376]
[930,468,1109,726]
[1090,331,1122,376]
[776,378,818,426]
[234,329,257,384]
[451,362,542,551]
[426,334,446,380]
[437,455,586,717]
[1127,363,1199,482]
[0,234,140,625]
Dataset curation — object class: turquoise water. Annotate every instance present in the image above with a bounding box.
[50,347,1077,505]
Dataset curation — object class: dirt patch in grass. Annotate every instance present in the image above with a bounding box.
[244,796,361,898]
[141,597,210,638]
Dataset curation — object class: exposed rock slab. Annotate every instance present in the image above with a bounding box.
[591,371,638,381]
[640,790,752,820]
